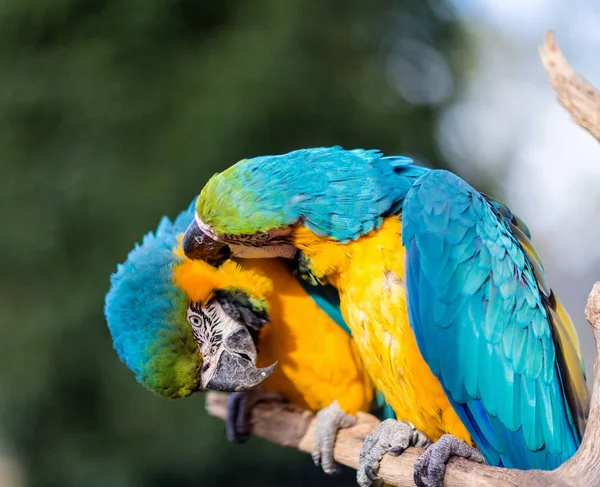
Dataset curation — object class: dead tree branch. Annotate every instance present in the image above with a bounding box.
[539,30,600,142]
[206,392,543,486]
[205,32,600,486]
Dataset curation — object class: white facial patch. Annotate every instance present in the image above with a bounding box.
[187,300,246,388]
[228,243,297,259]
[195,215,221,241]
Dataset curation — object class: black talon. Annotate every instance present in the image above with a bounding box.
[365,465,381,482]
[225,391,251,443]
[413,434,485,487]
[414,468,428,487]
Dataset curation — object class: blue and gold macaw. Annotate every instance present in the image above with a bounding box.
[181,147,590,487]
[104,198,401,477]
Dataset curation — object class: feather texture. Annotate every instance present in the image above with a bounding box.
[402,170,589,469]
[197,146,427,241]
[241,258,375,415]
[105,198,381,416]
[296,278,350,335]
[293,218,471,443]
[294,271,397,418]
[104,199,201,398]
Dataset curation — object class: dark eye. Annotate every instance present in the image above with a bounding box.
[255,232,270,241]
[188,314,202,327]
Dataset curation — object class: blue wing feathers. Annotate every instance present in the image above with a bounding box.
[402,169,588,470]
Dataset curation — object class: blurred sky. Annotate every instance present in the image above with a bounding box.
[438,0,600,381]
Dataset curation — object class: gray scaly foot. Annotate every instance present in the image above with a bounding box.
[413,434,486,487]
[225,389,285,443]
[357,419,431,487]
[312,401,357,476]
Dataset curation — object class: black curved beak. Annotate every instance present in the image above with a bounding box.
[205,350,277,392]
[182,219,231,265]
[202,326,277,392]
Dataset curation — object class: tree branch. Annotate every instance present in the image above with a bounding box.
[539,30,600,142]
[205,32,600,486]
[205,392,541,486]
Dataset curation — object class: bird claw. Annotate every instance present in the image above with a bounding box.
[312,401,357,476]
[413,434,486,487]
[225,389,285,443]
[357,419,432,487]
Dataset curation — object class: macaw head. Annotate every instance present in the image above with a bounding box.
[182,146,426,263]
[104,198,276,398]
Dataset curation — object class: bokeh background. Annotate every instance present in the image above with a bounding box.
[2,1,600,486]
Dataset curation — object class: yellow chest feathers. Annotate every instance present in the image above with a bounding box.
[244,259,374,415]
[292,217,472,443]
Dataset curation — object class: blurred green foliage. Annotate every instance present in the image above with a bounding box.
[0,1,468,486]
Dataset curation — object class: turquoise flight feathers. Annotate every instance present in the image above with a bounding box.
[402,169,590,469]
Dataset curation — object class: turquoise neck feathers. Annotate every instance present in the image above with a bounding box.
[104,199,201,398]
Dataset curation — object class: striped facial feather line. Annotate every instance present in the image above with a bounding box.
[187,301,223,371]
[196,215,293,246]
